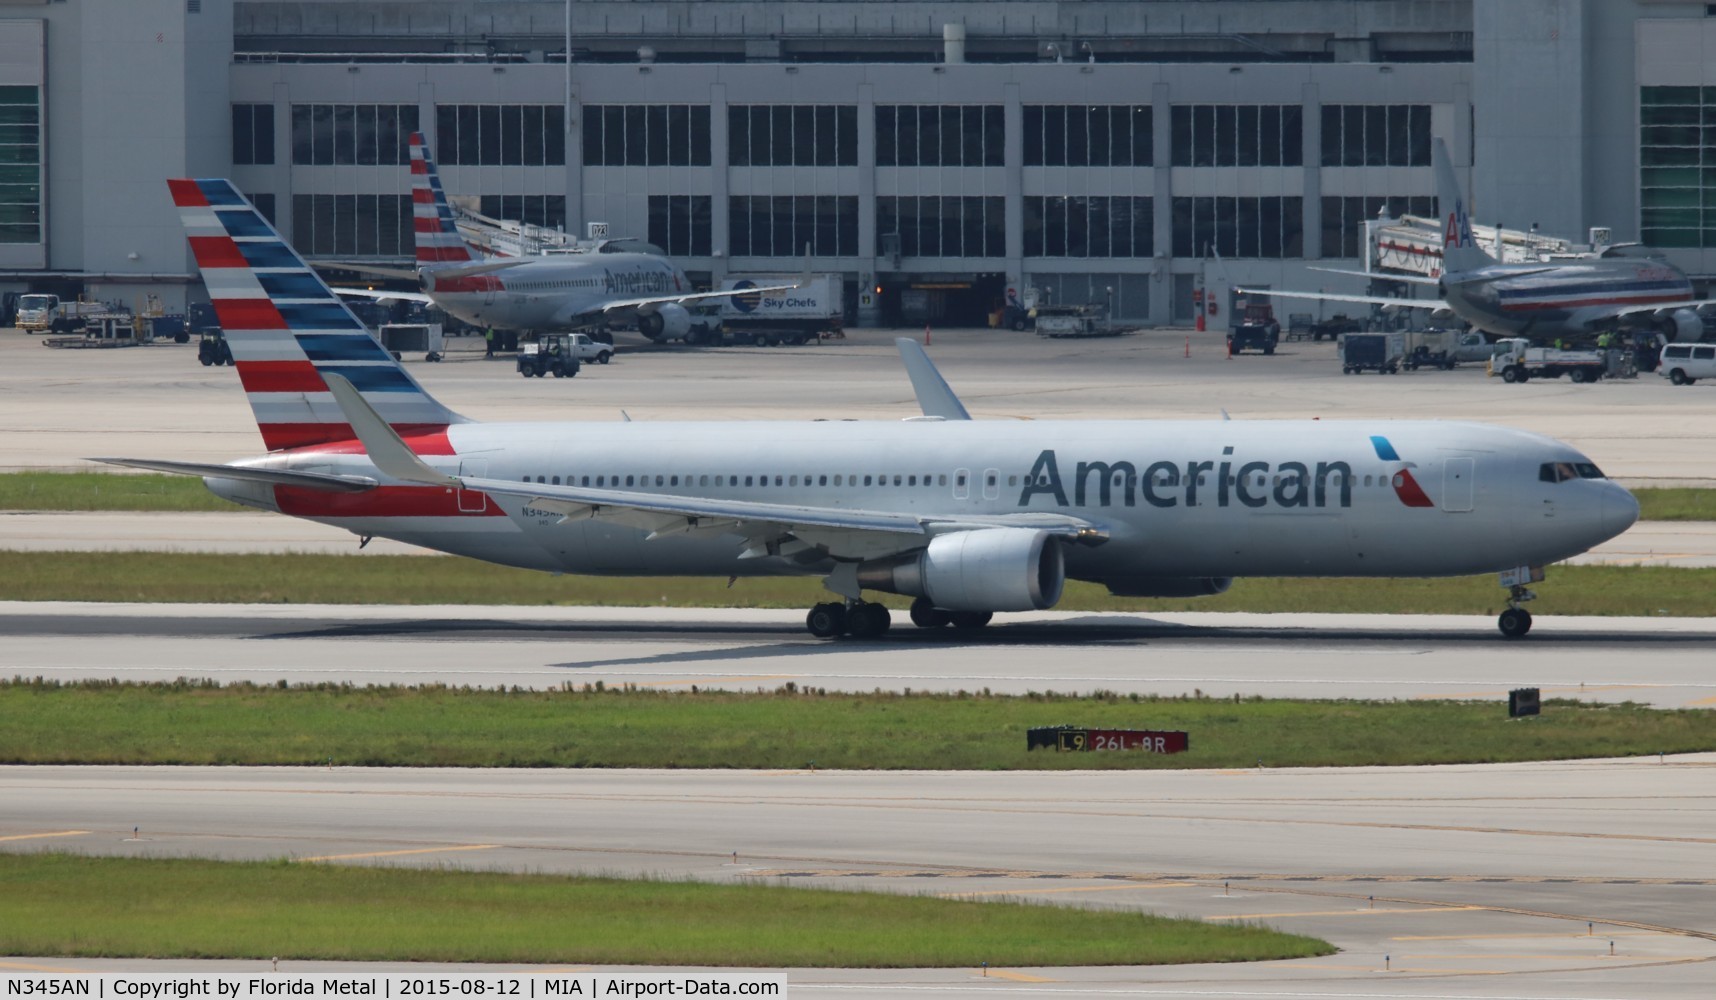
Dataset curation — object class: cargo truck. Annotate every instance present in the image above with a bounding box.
[698,275,844,346]
[1487,338,1609,383]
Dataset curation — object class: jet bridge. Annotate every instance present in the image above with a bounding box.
[1362,215,1585,279]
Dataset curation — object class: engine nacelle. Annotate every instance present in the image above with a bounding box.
[1665,308,1703,343]
[1102,577,1233,598]
[637,302,692,341]
[857,529,1064,612]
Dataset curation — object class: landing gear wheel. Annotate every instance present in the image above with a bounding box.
[847,602,892,639]
[1497,607,1533,638]
[806,603,846,638]
[948,610,993,630]
[909,597,951,629]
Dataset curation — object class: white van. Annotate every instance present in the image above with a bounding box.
[1659,343,1716,385]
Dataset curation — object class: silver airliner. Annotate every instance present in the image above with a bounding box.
[1246,139,1716,343]
[107,178,1641,641]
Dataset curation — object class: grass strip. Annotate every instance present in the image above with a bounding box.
[0,472,1709,519]
[0,854,1330,967]
[3,680,1712,770]
[1,550,1713,616]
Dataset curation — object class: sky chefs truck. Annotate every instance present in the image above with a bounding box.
[704,275,844,346]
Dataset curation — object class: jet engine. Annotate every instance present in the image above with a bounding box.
[856,529,1064,612]
[637,303,692,341]
[1662,308,1703,343]
[1102,577,1233,598]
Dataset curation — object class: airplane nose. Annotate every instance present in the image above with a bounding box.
[1603,486,1640,539]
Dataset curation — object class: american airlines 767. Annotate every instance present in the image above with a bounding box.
[105,178,1640,640]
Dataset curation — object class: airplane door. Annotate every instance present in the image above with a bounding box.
[952,468,970,500]
[982,468,1000,501]
[1441,458,1474,513]
[458,459,489,513]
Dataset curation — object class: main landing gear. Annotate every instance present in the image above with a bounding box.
[1498,583,1536,638]
[806,600,891,639]
[803,596,998,639]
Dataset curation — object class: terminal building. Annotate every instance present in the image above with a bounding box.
[4,0,1715,328]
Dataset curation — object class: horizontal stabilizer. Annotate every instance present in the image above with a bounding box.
[319,374,460,487]
[1309,266,1440,287]
[90,458,377,493]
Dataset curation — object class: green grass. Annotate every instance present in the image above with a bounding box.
[0,471,242,511]
[2,680,1710,770]
[0,471,1709,519]
[0,854,1329,966]
[1,550,1713,616]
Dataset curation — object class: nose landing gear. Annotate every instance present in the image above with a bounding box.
[1498,582,1537,638]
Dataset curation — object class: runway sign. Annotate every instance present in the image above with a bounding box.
[1027,726,1189,753]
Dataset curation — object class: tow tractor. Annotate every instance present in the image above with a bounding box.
[516,333,582,378]
[1227,301,1280,355]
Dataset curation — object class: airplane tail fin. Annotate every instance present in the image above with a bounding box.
[409,131,479,267]
[1433,137,1495,273]
[168,178,466,452]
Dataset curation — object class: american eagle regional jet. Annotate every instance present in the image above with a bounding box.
[1243,139,1716,343]
[108,178,1639,639]
[338,132,799,340]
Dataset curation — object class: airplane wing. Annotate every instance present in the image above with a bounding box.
[320,374,1104,560]
[333,287,436,305]
[594,281,802,314]
[90,458,377,493]
[896,337,971,420]
[1309,266,1441,286]
[1235,286,1439,311]
[1607,298,1716,318]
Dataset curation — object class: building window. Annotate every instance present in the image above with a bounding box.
[435,105,565,166]
[1031,273,1151,321]
[1171,196,1303,258]
[729,106,858,166]
[291,194,414,256]
[291,104,418,166]
[875,196,1005,258]
[1320,196,1435,259]
[876,106,1004,167]
[1640,86,1716,248]
[1023,196,1153,258]
[730,195,858,256]
[1024,106,1152,167]
[245,192,277,225]
[0,85,40,244]
[648,195,713,257]
[477,195,566,231]
[232,104,275,166]
[583,105,711,167]
[1170,105,1302,167]
[1320,105,1431,167]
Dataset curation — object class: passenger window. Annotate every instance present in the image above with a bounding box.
[939,474,948,487]
[864,475,873,486]
[956,473,968,487]
[834,475,843,486]
[745,476,754,486]
[655,475,664,487]
[819,475,828,486]
[551,476,560,485]
[893,475,902,486]
[625,475,635,486]
[537,475,546,484]
[729,475,739,486]
[670,475,678,486]
[909,475,918,486]
[776,476,784,486]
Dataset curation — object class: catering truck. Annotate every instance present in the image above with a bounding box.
[699,275,844,346]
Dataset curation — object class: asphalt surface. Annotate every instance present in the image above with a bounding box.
[6,758,1716,997]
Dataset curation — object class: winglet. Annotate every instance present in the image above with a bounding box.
[896,338,972,420]
[321,373,459,486]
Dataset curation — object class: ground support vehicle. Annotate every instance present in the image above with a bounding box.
[1488,338,1608,383]
[1034,304,1125,338]
[706,275,843,346]
[41,311,143,349]
[1339,332,1406,374]
[197,330,233,366]
[1660,342,1716,384]
[516,333,584,378]
[1306,314,1364,342]
[1402,329,1498,370]
[1228,302,1281,354]
[18,295,107,334]
[378,323,446,362]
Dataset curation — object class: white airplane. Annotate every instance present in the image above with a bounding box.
[108,178,1640,640]
[1244,139,1716,343]
[339,132,798,341]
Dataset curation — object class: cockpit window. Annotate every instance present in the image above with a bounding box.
[1540,462,1606,483]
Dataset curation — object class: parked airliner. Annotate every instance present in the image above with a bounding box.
[110,178,1639,639]
[1244,139,1716,343]
[341,132,797,340]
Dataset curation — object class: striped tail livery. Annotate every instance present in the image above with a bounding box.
[167,178,464,452]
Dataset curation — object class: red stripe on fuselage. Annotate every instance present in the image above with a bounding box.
[274,484,501,518]
[188,236,249,269]
[1499,293,1683,312]
[213,298,290,331]
[167,179,209,207]
[431,275,505,293]
[236,360,325,394]
[257,423,456,453]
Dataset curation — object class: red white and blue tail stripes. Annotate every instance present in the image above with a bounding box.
[410,131,478,266]
[169,179,463,452]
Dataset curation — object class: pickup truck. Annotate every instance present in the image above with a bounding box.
[1402,329,1504,370]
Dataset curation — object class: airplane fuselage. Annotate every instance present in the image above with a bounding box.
[423,251,690,331]
[217,419,1636,588]
[1443,259,1694,338]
